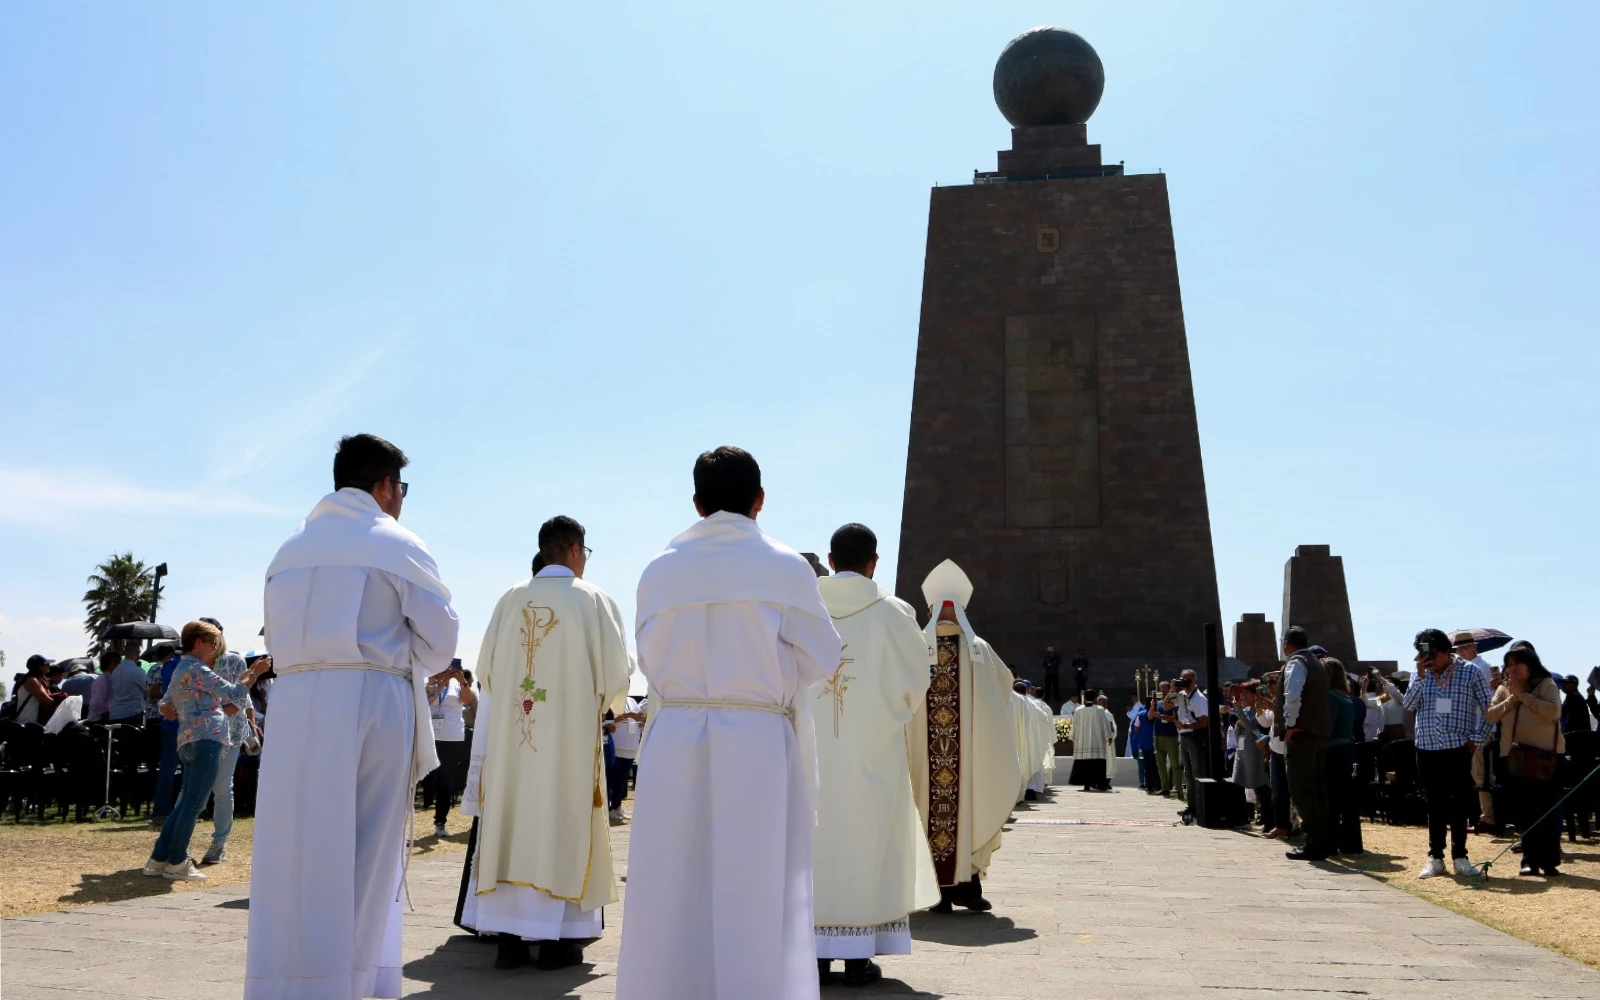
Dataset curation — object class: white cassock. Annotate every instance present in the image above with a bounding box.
[248,488,459,1000]
[811,571,939,960]
[616,511,841,1000]
[1026,695,1056,791]
[1012,690,1045,802]
[456,564,630,939]
[907,561,1022,891]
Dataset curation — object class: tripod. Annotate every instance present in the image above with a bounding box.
[96,724,123,820]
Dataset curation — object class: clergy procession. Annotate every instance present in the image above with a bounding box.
[235,433,1053,1000]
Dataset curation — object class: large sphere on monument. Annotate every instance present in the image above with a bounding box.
[992,26,1105,127]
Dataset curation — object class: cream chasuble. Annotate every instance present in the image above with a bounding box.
[906,561,1023,888]
[472,567,631,918]
[1069,703,1117,760]
[811,572,940,959]
[1027,695,1057,787]
[1011,690,1048,800]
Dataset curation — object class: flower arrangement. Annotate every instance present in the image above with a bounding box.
[1054,716,1073,742]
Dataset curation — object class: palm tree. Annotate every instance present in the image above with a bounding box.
[84,552,158,656]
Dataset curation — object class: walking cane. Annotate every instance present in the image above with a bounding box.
[96,724,122,820]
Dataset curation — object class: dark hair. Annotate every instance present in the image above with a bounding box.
[1283,626,1310,649]
[1013,679,1027,693]
[531,553,547,575]
[1414,628,1453,655]
[99,651,120,671]
[693,446,762,517]
[537,516,586,563]
[333,433,408,493]
[1503,645,1552,686]
[829,523,878,574]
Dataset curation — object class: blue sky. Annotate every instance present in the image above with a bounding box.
[3,2,1597,685]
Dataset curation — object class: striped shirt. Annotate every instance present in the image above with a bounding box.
[1403,658,1492,750]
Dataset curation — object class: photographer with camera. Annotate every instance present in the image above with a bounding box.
[1172,670,1209,819]
[427,657,478,838]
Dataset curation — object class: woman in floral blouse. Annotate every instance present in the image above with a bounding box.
[142,620,268,881]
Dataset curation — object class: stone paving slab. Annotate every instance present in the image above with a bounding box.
[3,786,1596,998]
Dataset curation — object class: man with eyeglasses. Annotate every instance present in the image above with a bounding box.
[1403,628,1492,879]
[247,433,460,1000]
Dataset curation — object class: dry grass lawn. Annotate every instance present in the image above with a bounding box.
[0,807,472,918]
[1323,822,1600,970]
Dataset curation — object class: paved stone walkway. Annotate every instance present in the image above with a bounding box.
[4,784,1597,998]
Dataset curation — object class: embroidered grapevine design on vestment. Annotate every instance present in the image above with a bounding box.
[517,604,558,749]
[818,645,856,738]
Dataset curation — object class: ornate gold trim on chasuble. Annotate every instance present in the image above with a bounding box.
[926,632,962,886]
[817,645,856,738]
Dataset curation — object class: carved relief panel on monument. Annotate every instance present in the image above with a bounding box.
[1004,312,1101,529]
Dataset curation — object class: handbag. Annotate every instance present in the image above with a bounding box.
[1506,701,1558,782]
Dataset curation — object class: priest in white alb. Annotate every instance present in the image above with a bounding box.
[1068,690,1118,791]
[248,434,459,1000]
[908,560,1022,914]
[1026,682,1058,791]
[616,447,842,1000]
[1011,680,1045,803]
[810,523,939,989]
[456,516,631,971]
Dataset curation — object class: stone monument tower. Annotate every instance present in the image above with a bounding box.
[895,27,1223,683]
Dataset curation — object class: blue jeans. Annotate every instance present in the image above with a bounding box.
[151,739,223,865]
[152,727,180,818]
[209,742,243,848]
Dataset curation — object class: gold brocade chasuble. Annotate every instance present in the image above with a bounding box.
[473,574,632,912]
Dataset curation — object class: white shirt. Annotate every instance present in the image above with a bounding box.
[1466,654,1494,692]
[1177,687,1208,726]
[612,696,642,756]
[431,678,466,741]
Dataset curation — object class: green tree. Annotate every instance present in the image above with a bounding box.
[83,552,157,655]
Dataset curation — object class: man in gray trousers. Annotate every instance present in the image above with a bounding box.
[1277,626,1332,861]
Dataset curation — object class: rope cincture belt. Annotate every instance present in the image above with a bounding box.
[658,698,796,724]
[278,661,422,909]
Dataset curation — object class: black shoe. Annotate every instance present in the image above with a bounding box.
[842,959,883,987]
[1519,865,1538,876]
[818,959,833,985]
[1285,849,1329,861]
[955,894,993,912]
[1544,867,1562,877]
[494,934,529,970]
[534,940,584,971]
[1024,789,1038,801]
[930,899,953,914]
[1341,847,1366,856]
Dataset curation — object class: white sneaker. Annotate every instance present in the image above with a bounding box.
[608,808,626,823]
[164,858,208,882]
[1453,857,1478,878]
[1418,858,1447,879]
[434,824,449,838]
[141,857,166,878]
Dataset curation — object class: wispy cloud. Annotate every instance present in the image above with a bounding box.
[209,335,403,483]
[0,611,91,663]
[0,467,283,528]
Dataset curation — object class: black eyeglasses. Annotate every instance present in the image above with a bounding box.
[582,545,593,558]
[398,481,409,498]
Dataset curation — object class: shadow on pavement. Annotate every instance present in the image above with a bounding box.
[910,911,1037,946]
[56,869,175,909]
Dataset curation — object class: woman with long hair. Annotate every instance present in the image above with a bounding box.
[1485,643,1565,875]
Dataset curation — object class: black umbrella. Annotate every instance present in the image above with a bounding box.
[53,656,97,673]
[98,621,179,641]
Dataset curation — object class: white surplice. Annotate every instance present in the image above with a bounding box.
[811,572,939,960]
[616,511,842,1000]
[1012,690,1046,801]
[1027,695,1057,787]
[458,564,632,940]
[1070,703,1117,759]
[248,489,459,1000]
[907,561,1023,889]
